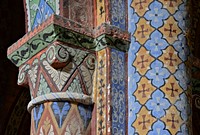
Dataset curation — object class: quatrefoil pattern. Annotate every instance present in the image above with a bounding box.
[128,0,191,134]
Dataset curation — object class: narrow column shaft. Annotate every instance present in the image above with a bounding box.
[128,0,192,134]
[95,47,128,135]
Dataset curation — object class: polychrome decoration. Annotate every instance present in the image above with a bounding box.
[7,0,193,134]
[128,0,191,134]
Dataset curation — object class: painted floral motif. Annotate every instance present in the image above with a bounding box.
[146,60,170,88]
[128,37,141,92]
[159,0,183,14]
[175,93,191,121]
[77,104,92,129]
[133,18,155,44]
[146,90,170,118]
[96,0,106,26]
[80,65,94,95]
[67,77,83,94]
[37,74,51,97]
[111,0,126,30]
[173,34,189,62]
[148,120,170,135]
[64,110,84,135]
[134,77,156,105]
[133,47,155,75]
[40,124,54,135]
[65,125,81,135]
[111,49,126,134]
[47,125,54,135]
[112,87,126,134]
[28,59,39,89]
[43,60,72,91]
[96,49,107,135]
[41,117,52,135]
[159,16,181,44]
[131,0,153,17]
[160,75,183,104]
[132,106,156,135]
[51,102,71,128]
[144,30,168,58]
[18,64,30,85]
[159,46,182,74]
[161,106,183,135]
[144,1,169,28]
[111,50,125,86]
[66,47,88,66]
[33,104,44,130]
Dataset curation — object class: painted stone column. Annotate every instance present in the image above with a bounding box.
[7,0,130,135]
[128,0,192,134]
[7,16,95,134]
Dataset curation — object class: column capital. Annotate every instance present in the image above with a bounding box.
[16,43,95,112]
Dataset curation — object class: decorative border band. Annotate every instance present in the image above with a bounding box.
[7,15,130,67]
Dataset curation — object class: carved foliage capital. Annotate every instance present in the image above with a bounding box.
[18,43,96,101]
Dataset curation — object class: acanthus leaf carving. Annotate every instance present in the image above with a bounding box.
[28,59,39,89]
[41,44,96,94]
[37,74,51,97]
[80,65,93,95]
[67,76,83,94]
[42,60,72,91]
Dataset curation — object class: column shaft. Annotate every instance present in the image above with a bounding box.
[128,0,192,134]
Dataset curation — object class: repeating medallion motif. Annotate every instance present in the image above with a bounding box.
[134,18,155,44]
[128,0,191,134]
[132,47,155,75]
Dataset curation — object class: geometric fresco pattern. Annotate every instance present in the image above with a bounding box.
[128,0,191,134]
[31,102,92,135]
